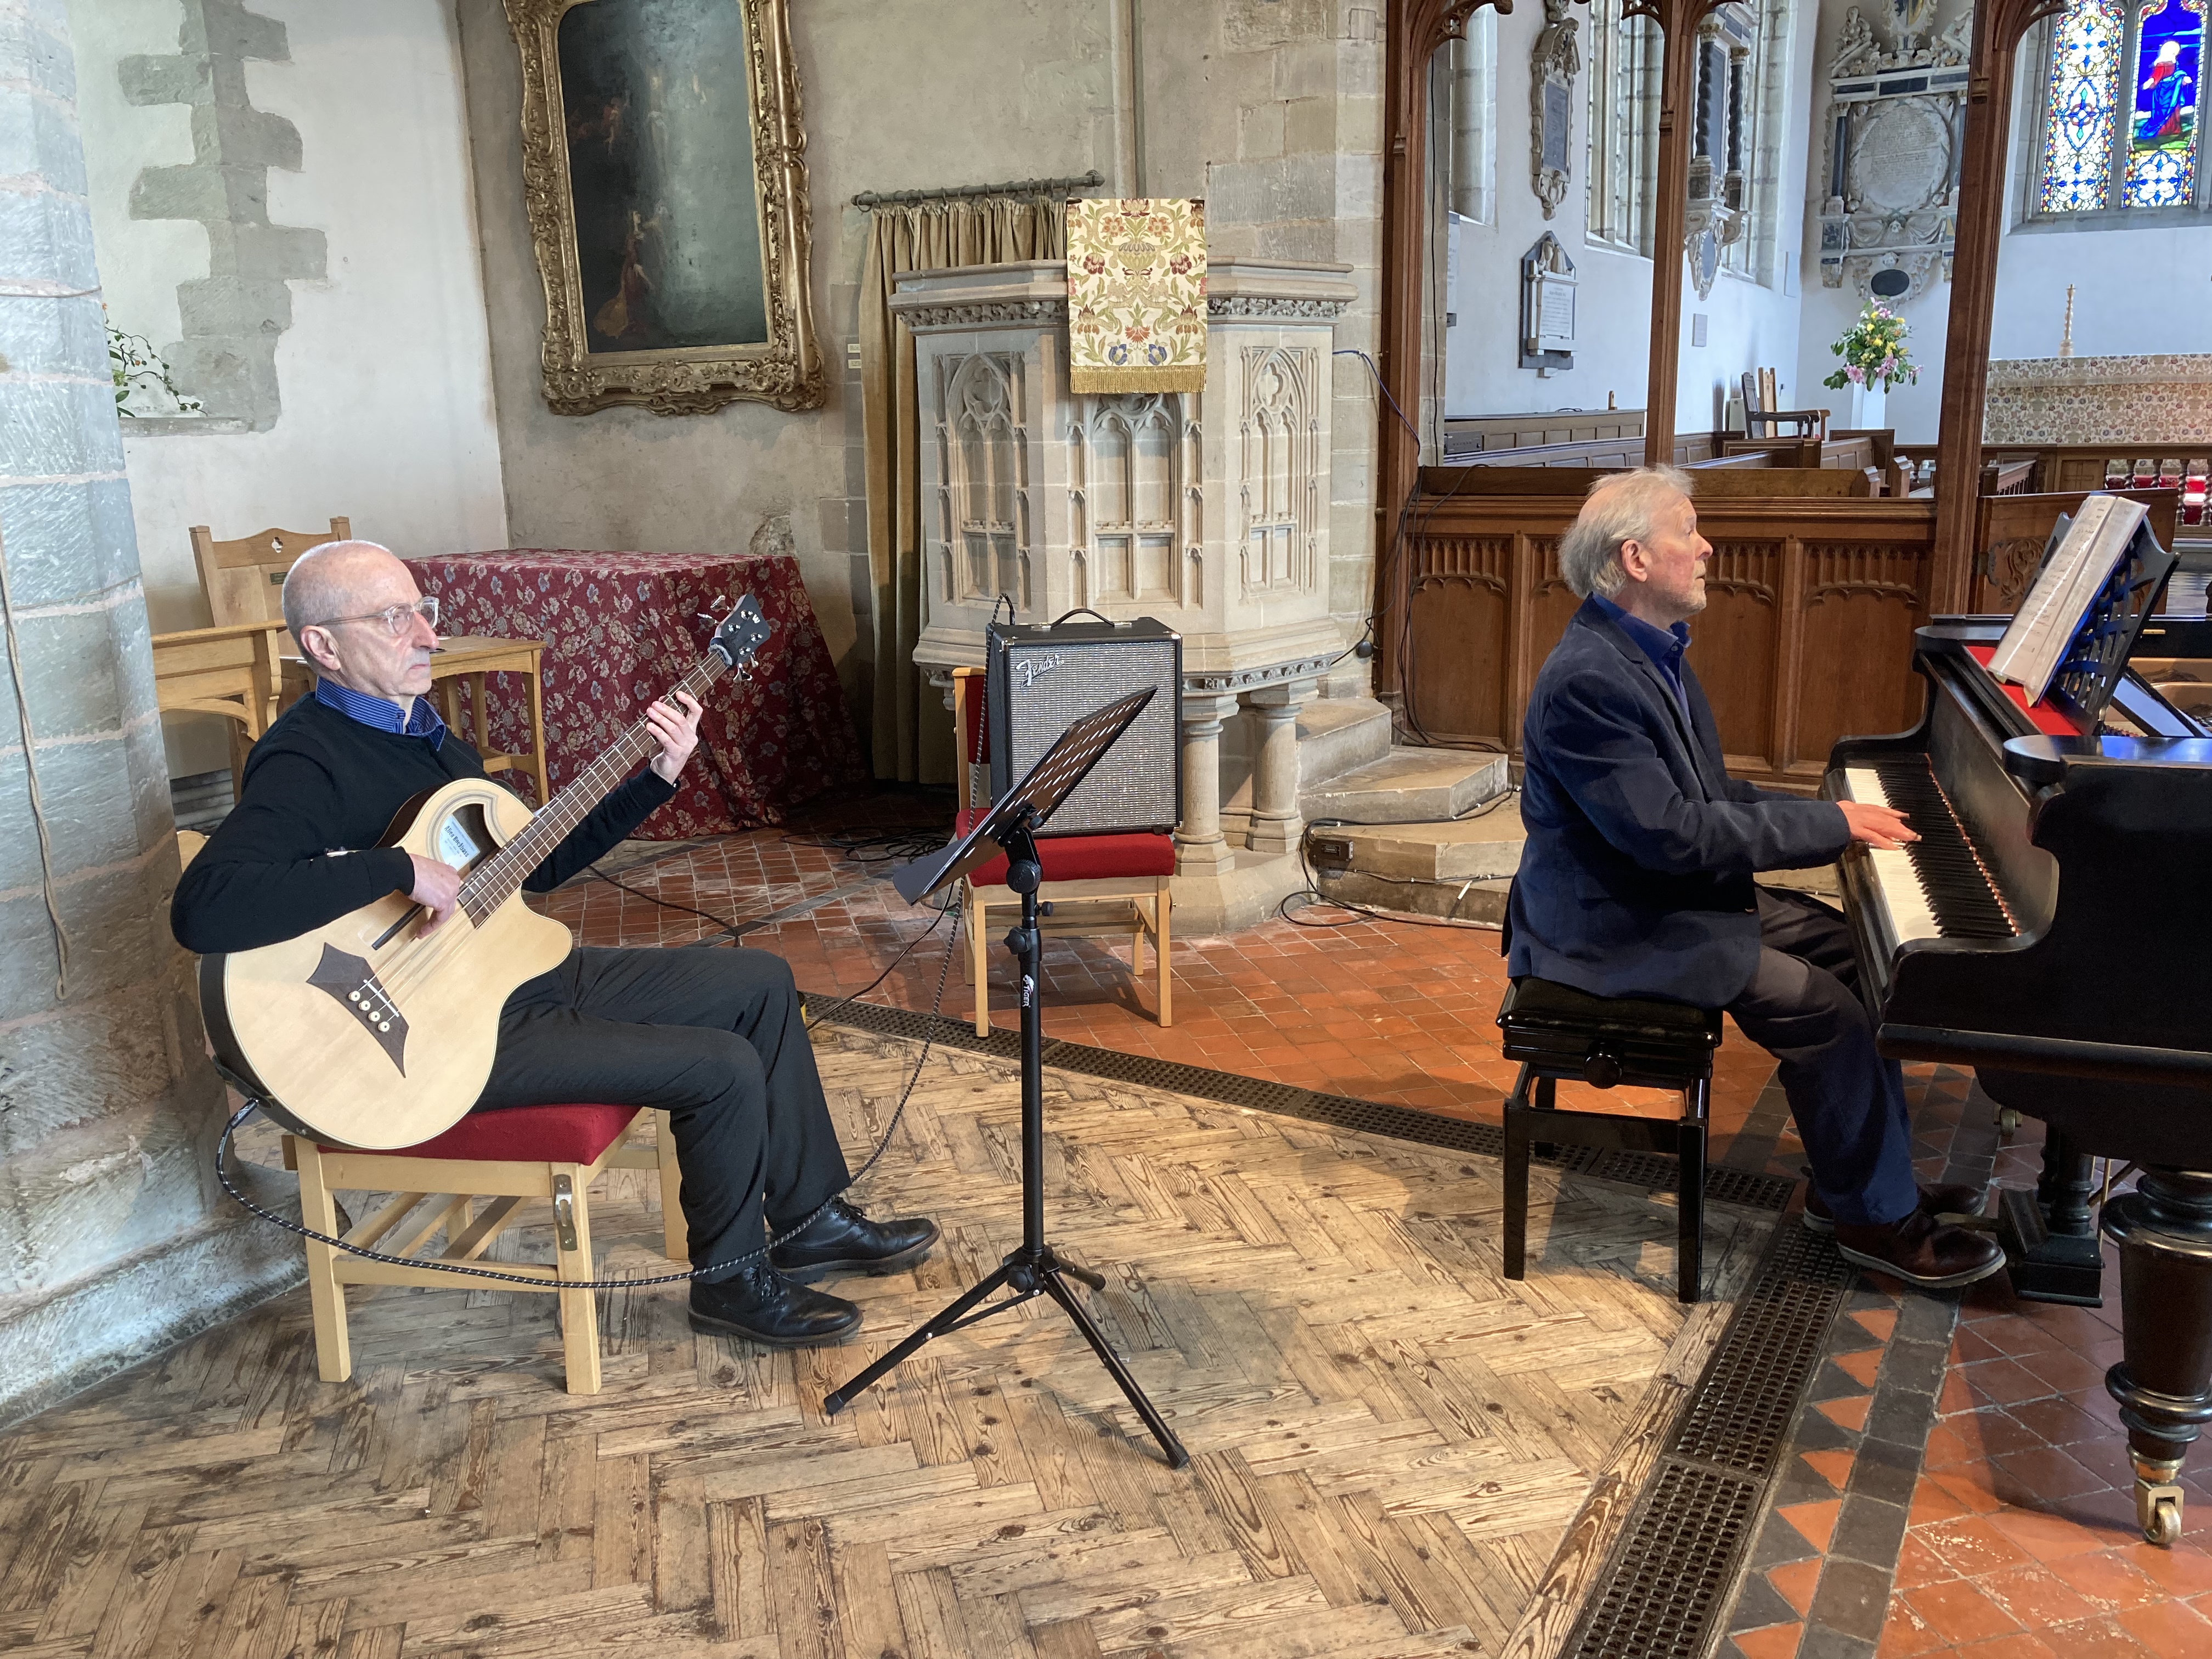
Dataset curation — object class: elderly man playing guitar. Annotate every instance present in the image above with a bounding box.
[173,541,937,1348]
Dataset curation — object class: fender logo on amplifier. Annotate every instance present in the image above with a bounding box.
[1018,653,1065,688]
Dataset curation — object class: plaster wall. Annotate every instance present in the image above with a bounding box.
[1447,1,1821,434]
[69,0,509,776]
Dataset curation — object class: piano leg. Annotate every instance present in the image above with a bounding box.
[2102,1169,2212,1547]
[1996,1128,2106,1305]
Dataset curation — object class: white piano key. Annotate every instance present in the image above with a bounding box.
[1840,766,1941,947]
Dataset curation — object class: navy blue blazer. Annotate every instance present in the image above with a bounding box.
[1507,597,1851,1008]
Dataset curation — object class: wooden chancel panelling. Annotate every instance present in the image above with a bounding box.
[0,1028,1774,1658]
[1404,494,1943,789]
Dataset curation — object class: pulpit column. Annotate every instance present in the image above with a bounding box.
[1244,678,1319,855]
[1176,692,1242,875]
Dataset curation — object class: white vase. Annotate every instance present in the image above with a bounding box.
[1848,382,1887,431]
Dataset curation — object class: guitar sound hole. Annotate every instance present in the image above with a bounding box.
[435,803,496,874]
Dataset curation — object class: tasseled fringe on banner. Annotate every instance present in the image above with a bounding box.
[1068,367,1208,393]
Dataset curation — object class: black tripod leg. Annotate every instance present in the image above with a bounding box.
[1039,1266,1189,1468]
[825,1260,1017,1416]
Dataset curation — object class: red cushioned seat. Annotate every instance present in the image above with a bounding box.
[956,808,1176,887]
[325,1103,641,1164]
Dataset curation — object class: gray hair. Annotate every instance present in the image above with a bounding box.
[1557,465,1692,599]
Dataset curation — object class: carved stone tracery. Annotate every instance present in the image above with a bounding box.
[1815,4,1972,302]
[1530,0,1581,219]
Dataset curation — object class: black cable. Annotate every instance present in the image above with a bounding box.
[212,888,967,1290]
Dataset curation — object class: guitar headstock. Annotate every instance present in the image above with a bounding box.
[708,594,775,671]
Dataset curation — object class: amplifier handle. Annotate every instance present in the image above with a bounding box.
[1049,606,1117,627]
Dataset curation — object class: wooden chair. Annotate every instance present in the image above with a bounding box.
[952,666,1174,1036]
[1739,369,1826,442]
[191,517,353,645]
[193,517,554,805]
[284,1103,684,1395]
[150,619,289,792]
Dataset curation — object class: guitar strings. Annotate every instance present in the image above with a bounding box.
[213,885,964,1290]
[376,657,728,1003]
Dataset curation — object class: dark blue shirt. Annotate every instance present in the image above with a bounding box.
[313,676,445,749]
[1589,592,1691,717]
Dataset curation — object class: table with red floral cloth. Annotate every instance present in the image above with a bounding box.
[402,549,864,838]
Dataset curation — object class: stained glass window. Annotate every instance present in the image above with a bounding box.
[2040,0,2126,211]
[2123,0,2205,206]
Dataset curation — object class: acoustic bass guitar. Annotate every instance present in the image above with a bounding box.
[201,595,774,1150]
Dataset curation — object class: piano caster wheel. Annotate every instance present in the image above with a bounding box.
[1998,1107,2022,1136]
[2142,1485,2184,1547]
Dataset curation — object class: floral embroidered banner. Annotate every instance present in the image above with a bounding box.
[1066,198,1207,394]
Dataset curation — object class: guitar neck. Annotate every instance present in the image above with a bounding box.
[459,652,727,922]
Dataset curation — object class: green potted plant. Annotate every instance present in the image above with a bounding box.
[1822,302,1917,430]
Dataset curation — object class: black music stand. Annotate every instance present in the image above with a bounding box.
[823,687,1189,1469]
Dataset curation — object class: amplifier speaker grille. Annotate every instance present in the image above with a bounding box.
[987,622,1181,837]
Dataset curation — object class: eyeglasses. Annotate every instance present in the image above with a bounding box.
[307,597,439,637]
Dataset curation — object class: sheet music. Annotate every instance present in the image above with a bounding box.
[1987,494,2149,704]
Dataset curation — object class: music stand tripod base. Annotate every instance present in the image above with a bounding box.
[823,691,1189,1470]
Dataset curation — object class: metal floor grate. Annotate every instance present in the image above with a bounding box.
[1567,1461,1764,1659]
[816,1001,1795,1211]
[1564,1223,1857,1659]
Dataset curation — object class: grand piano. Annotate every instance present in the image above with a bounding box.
[1826,589,2212,1545]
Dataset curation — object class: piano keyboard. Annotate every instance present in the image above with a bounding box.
[1839,763,2018,945]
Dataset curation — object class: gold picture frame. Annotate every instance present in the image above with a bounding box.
[505,0,823,415]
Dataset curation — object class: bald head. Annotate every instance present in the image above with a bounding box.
[281,540,439,702]
[281,540,410,643]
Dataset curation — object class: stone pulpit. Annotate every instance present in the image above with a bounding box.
[893,257,1363,931]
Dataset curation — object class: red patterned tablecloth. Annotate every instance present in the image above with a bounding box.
[403,549,864,838]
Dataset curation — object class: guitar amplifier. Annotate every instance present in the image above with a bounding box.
[985,614,1182,837]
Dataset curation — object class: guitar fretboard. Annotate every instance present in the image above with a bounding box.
[458,652,729,924]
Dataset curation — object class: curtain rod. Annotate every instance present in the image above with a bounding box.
[852,169,1104,210]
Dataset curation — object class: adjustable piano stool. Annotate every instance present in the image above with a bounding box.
[1498,978,1724,1303]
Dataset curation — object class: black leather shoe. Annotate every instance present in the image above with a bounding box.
[1832,1209,2006,1291]
[1802,1181,1987,1235]
[770,1198,940,1284]
[688,1259,860,1347]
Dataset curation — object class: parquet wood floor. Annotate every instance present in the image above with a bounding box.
[0,1028,1774,1659]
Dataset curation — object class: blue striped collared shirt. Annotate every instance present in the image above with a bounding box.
[313,677,446,749]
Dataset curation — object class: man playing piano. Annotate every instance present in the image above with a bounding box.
[1509,467,2004,1290]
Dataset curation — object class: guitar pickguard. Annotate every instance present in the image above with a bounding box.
[308,944,409,1075]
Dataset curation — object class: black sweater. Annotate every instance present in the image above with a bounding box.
[172,694,675,955]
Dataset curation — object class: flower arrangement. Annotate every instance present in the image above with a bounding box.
[105,308,201,417]
[1822,302,1918,393]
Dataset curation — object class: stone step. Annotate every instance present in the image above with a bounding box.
[1311,870,1513,926]
[1294,696,1392,788]
[1300,747,1510,825]
[1317,795,1526,881]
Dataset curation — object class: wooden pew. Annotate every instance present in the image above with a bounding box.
[1971,488,2179,613]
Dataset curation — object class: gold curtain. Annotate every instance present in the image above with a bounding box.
[860,196,1065,783]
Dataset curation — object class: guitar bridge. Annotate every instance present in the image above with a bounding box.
[308,944,409,1075]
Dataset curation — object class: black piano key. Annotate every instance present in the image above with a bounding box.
[1870,759,2018,939]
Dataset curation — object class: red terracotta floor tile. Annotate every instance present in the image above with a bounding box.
[1730,1621,1804,1659]
[1951,1638,2058,1659]
[2115,1598,2212,1650]
[2034,1617,2158,1658]
[1894,1534,1961,1593]
[2049,1550,2168,1613]
[1920,1516,2037,1578]
[1972,1563,2099,1628]
[1900,1578,2025,1646]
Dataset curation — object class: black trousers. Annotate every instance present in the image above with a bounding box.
[475,946,851,1277]
[1726,888,1917,1228]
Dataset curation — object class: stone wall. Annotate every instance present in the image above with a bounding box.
[69,0,509,778]
[0,0,297,1426]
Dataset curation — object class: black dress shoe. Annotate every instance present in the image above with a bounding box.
[1832,1209,2006,1291]
[770,1197,940,1284]
[689,1259,860,1347]
[1802,1181,1987,1235]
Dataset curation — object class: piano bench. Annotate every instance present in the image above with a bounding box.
[1496,977,1724,1305]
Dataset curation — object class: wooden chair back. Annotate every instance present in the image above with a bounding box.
[191,516,353,633]
[951,666,990,812]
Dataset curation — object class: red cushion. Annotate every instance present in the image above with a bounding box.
[956,808,1177,887]
[326,1103,642,1164]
